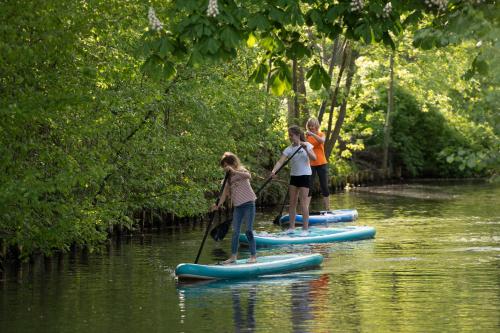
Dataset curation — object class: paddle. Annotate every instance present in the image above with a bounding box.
[309,210,330,215]
[194,172,230,264]
[209,145,304,241]
[210,217,232,241]
[254,145,303,196]
[272,191,289,225]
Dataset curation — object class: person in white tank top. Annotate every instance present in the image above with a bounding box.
[271,125,316,234]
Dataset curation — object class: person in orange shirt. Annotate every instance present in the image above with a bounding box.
[305,117,330,210]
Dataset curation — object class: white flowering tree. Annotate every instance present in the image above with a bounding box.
[142,0,495,94]
[142,0,497,166]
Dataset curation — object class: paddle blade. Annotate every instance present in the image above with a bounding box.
[272,214,282,225]
[210,219,232,241]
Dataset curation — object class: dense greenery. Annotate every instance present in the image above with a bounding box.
[0,1,283,258]
[337,35,499,177]
[1,0,498,259]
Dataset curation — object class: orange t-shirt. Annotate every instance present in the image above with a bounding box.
[306,131,327,166]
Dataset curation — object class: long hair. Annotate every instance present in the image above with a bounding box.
[220,152,246,170]
[288,125,306,142]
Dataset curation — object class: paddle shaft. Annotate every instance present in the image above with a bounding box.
[255,145,303,196]
[274,190,289,225]
[194,172,230,264]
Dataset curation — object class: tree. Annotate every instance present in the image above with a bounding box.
[141,0,420,92]
[143,1,495,162]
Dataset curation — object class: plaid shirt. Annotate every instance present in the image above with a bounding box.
[227,169,257,206]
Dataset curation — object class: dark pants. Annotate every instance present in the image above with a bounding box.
[309,164,329,197]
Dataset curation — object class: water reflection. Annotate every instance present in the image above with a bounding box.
[176,274,324,332]
[1,181,499,333]
[177,280,257,332]
[232,286,257,332]
[290,275,330,332]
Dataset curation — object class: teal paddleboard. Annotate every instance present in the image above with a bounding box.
[175,254,323,281]
[279,209,358,225]
[240,226,376,247]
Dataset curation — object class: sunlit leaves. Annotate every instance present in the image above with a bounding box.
[220,26,240,48]
[306,64,330,90]
[158,37,175,58]
[269,59,292,95]
[285,41,311,59]
[246,32,257,47]
[259,35,283,53]
[142,0,446,95]
[440,147,495,173]
[247,14,271,30]
[1,0,176,258]
[249,61,269,83]
[199,36,221,54]
[142,55,176,80]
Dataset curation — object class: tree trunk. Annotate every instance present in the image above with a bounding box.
[266,58,272,94]
[324,41,350,146]
[287,58,309,126]
[318,38,343,124]
[325,48,358,159]
[382,50,395,169]
[297,62,309,124]
[293,58,299,120]
[287,58,299,125]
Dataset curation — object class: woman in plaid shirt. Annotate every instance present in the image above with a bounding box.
[214,152,257,264]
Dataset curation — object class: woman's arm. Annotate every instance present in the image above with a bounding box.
[215,184,229,209]
[302,142,317,161]
[306,131,325,144]
[271,154,288,176]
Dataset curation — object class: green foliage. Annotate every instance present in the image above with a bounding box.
[0,1,283,259]
[389,89,452,177]
[306,64,331,90]
[143,0,441,94]
[327,29,498,178]
[269,59,293,95]
[1,0,498,260]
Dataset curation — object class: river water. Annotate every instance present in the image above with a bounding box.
[1,180,499,332]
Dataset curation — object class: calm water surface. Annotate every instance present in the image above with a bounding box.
[1,181,499,332]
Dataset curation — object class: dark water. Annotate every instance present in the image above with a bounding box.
[1,181,499,332]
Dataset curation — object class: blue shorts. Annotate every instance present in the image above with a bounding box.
[290,175,311,188]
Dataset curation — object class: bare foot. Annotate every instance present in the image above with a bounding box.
[247,257,257,264]
[222,257,237,265]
